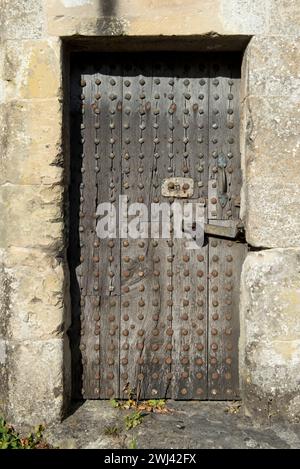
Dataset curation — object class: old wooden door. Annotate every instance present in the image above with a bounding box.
[70,53,247,400]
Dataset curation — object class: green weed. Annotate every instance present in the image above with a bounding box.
[0,417,46,449]
[104,425,121,437]
[124,411,143,431]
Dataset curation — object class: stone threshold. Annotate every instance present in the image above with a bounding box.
[44,400,300,449]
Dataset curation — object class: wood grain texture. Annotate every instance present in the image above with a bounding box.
[80,71,100,398]
[72,53,246,400]
[119,60,154,399]
[149,68,174,399]
[96,62,122,399]
[171,62,209,399]
[208,238,248,399]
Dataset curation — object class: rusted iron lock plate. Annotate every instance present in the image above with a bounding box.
[161,177,194,198]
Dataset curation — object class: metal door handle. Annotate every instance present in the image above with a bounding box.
[220,167,227,194]
[217,153,228,208]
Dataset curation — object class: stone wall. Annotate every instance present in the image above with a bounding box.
[240,249,300,422]
[239,19,300,422]
[0,1,69,425]
[0,0,299,426]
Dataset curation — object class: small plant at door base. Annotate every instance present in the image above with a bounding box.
[0,417,48,449]
[142,400,166,411]
[110,397,169,414]
[110,398,122,409]
[109,386,138,410]
[124,411,143,431]
[224,401,242,414]
[122,385,138,403]
[104,425,121,437]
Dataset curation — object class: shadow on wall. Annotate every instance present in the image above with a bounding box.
[97,0,125,36]
[99,0,118,17]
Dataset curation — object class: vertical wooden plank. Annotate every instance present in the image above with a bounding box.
[119,58,154,399]
[191,59,210,202]
[226,59,242,221]
[95,59,122,399]
[80,69,101,398]
[170,61,186,400]
[207,55,243,222]
[125,59,175,399]
[207,55,245,400]
[147,60,175,399]
[131,60,160,400]
[119,57,174,400]
[171,57,209,400]
[188,58,210,400]
[208,58,230,221]
[119,57,174,399]
[125,59,173,400]
[223,240,247,399]
[208,238,247,399]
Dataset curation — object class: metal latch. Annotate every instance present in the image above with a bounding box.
[204,221,244,239]
[183,220,244,240]
[161,177,194,198]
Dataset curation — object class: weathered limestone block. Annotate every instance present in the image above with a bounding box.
[0,249,12,338]
[5,339,68,426]
[269,0,300,35]
[220,0,268,34]
[0,248,71,425]
[2,247,68,341]
[2,39,62,100]
[45,0,269,37]
[0,184,64,251]
[240,95,300,248]
[0,100,63,185]
[0,43,5,104]
[1,0,44,40]
[0,249,10,416]
[0,336,8,418]
[46,0,129,36]
[242,36,300,98]
[240,249,300,422]
[0,337,8,417]
[8,0,298,44]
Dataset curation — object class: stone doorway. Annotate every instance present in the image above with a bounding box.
[1,0,299,428]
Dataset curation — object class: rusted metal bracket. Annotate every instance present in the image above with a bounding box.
[161,177,194,198]
[182,218,245,241]
[204,221,244,239]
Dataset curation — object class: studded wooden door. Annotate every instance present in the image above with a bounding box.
[70,53,247,401]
